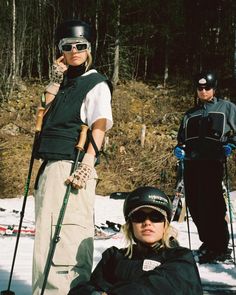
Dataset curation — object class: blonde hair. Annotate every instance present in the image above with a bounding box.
[122,220,178,258]
[85,50,93,71]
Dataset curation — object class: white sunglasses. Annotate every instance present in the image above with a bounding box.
[61,43,88,52]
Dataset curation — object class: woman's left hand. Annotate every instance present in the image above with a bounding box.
[65,153,94,189]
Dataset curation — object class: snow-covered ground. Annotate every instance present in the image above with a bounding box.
[0,193,236,294]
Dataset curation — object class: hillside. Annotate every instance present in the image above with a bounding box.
[0,79,235,198]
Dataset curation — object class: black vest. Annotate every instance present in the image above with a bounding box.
[36,72,111,161]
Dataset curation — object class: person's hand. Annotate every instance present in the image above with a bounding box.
[223,143,236,157]
[45,56,68,96]
[65,153,95,189]
[51,56,68,84]
[174,146,185,160]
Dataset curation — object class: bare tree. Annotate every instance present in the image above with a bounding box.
[0,0,236,98]
[9,0,16,97]
[163,34,169,88]
[112,0,120,86]
[231,2,236,78]
[37,0,43,81]
[94,0,100,63]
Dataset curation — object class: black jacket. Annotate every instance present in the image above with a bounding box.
[68,244,203,295]
[177,97,236,160]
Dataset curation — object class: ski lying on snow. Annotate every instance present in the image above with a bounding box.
[0,224,120,239]
[94,221,122,240]
[0,224,35,236]
[0,221,123,239]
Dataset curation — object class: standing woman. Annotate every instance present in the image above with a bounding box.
[69,186,203,295]
[33,19,113,294]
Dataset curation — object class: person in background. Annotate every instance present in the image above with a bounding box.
[68,186,203,295]
[32,19,113,294]
[174,70,236,264]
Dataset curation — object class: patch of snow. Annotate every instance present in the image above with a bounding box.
[0,193,236,294]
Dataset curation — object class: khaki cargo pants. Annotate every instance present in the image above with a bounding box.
[32,160,97,295]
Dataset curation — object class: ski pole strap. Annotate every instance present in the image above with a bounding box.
[87,129,100,158]
[34,160,48,190]
[99,150,109,164]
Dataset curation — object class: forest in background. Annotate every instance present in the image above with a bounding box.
[0,0,236,100]
[0,0,236,198]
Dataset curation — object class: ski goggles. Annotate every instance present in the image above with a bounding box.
[61,42,88,52]
[197,86,213,91]
[129,210,165,223]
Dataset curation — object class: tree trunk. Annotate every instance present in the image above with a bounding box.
[94,0,100,63]
[163,35,169,88]
[37,0,43,81]
[112,0,120,86]
[234,27,236,78]
[10,0,16,96]
[144,44,148,80]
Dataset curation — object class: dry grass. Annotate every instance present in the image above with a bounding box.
[0,80,235,198]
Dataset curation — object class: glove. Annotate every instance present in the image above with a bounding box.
[223,143,236,157]
[65,153,95,189]
[174,146,185,160]
[50,62,67,84]
[45,57,68,96]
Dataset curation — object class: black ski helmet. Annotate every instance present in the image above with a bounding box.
[195,70,217,89]
[123,186,172,222]
[56,19,92,44]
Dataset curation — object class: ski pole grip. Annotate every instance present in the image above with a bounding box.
[76,125,89,151]
[35,107,45,132]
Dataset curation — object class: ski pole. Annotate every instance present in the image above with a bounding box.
[171,180,184,222]
[1,107,45,295]
[40,124,89,295]
[180,159,192,249]
[224,157,236,264]
[171,160,184,221]
[185,201,192,250]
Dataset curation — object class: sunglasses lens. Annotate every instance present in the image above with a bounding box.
[61,44,72,52]
[75,43,88,51]
[130,210,165,223]
[205,87,212,91]
[129,211,145,223]
[62,43,88,52]
[197,86,212,91]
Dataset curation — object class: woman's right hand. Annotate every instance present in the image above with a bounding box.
[44,56,68,97]
[51,55,68,84]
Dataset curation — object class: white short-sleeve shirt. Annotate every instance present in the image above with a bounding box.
[80,69,113,131]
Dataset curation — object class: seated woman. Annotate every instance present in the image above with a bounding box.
[68,186,203,295]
